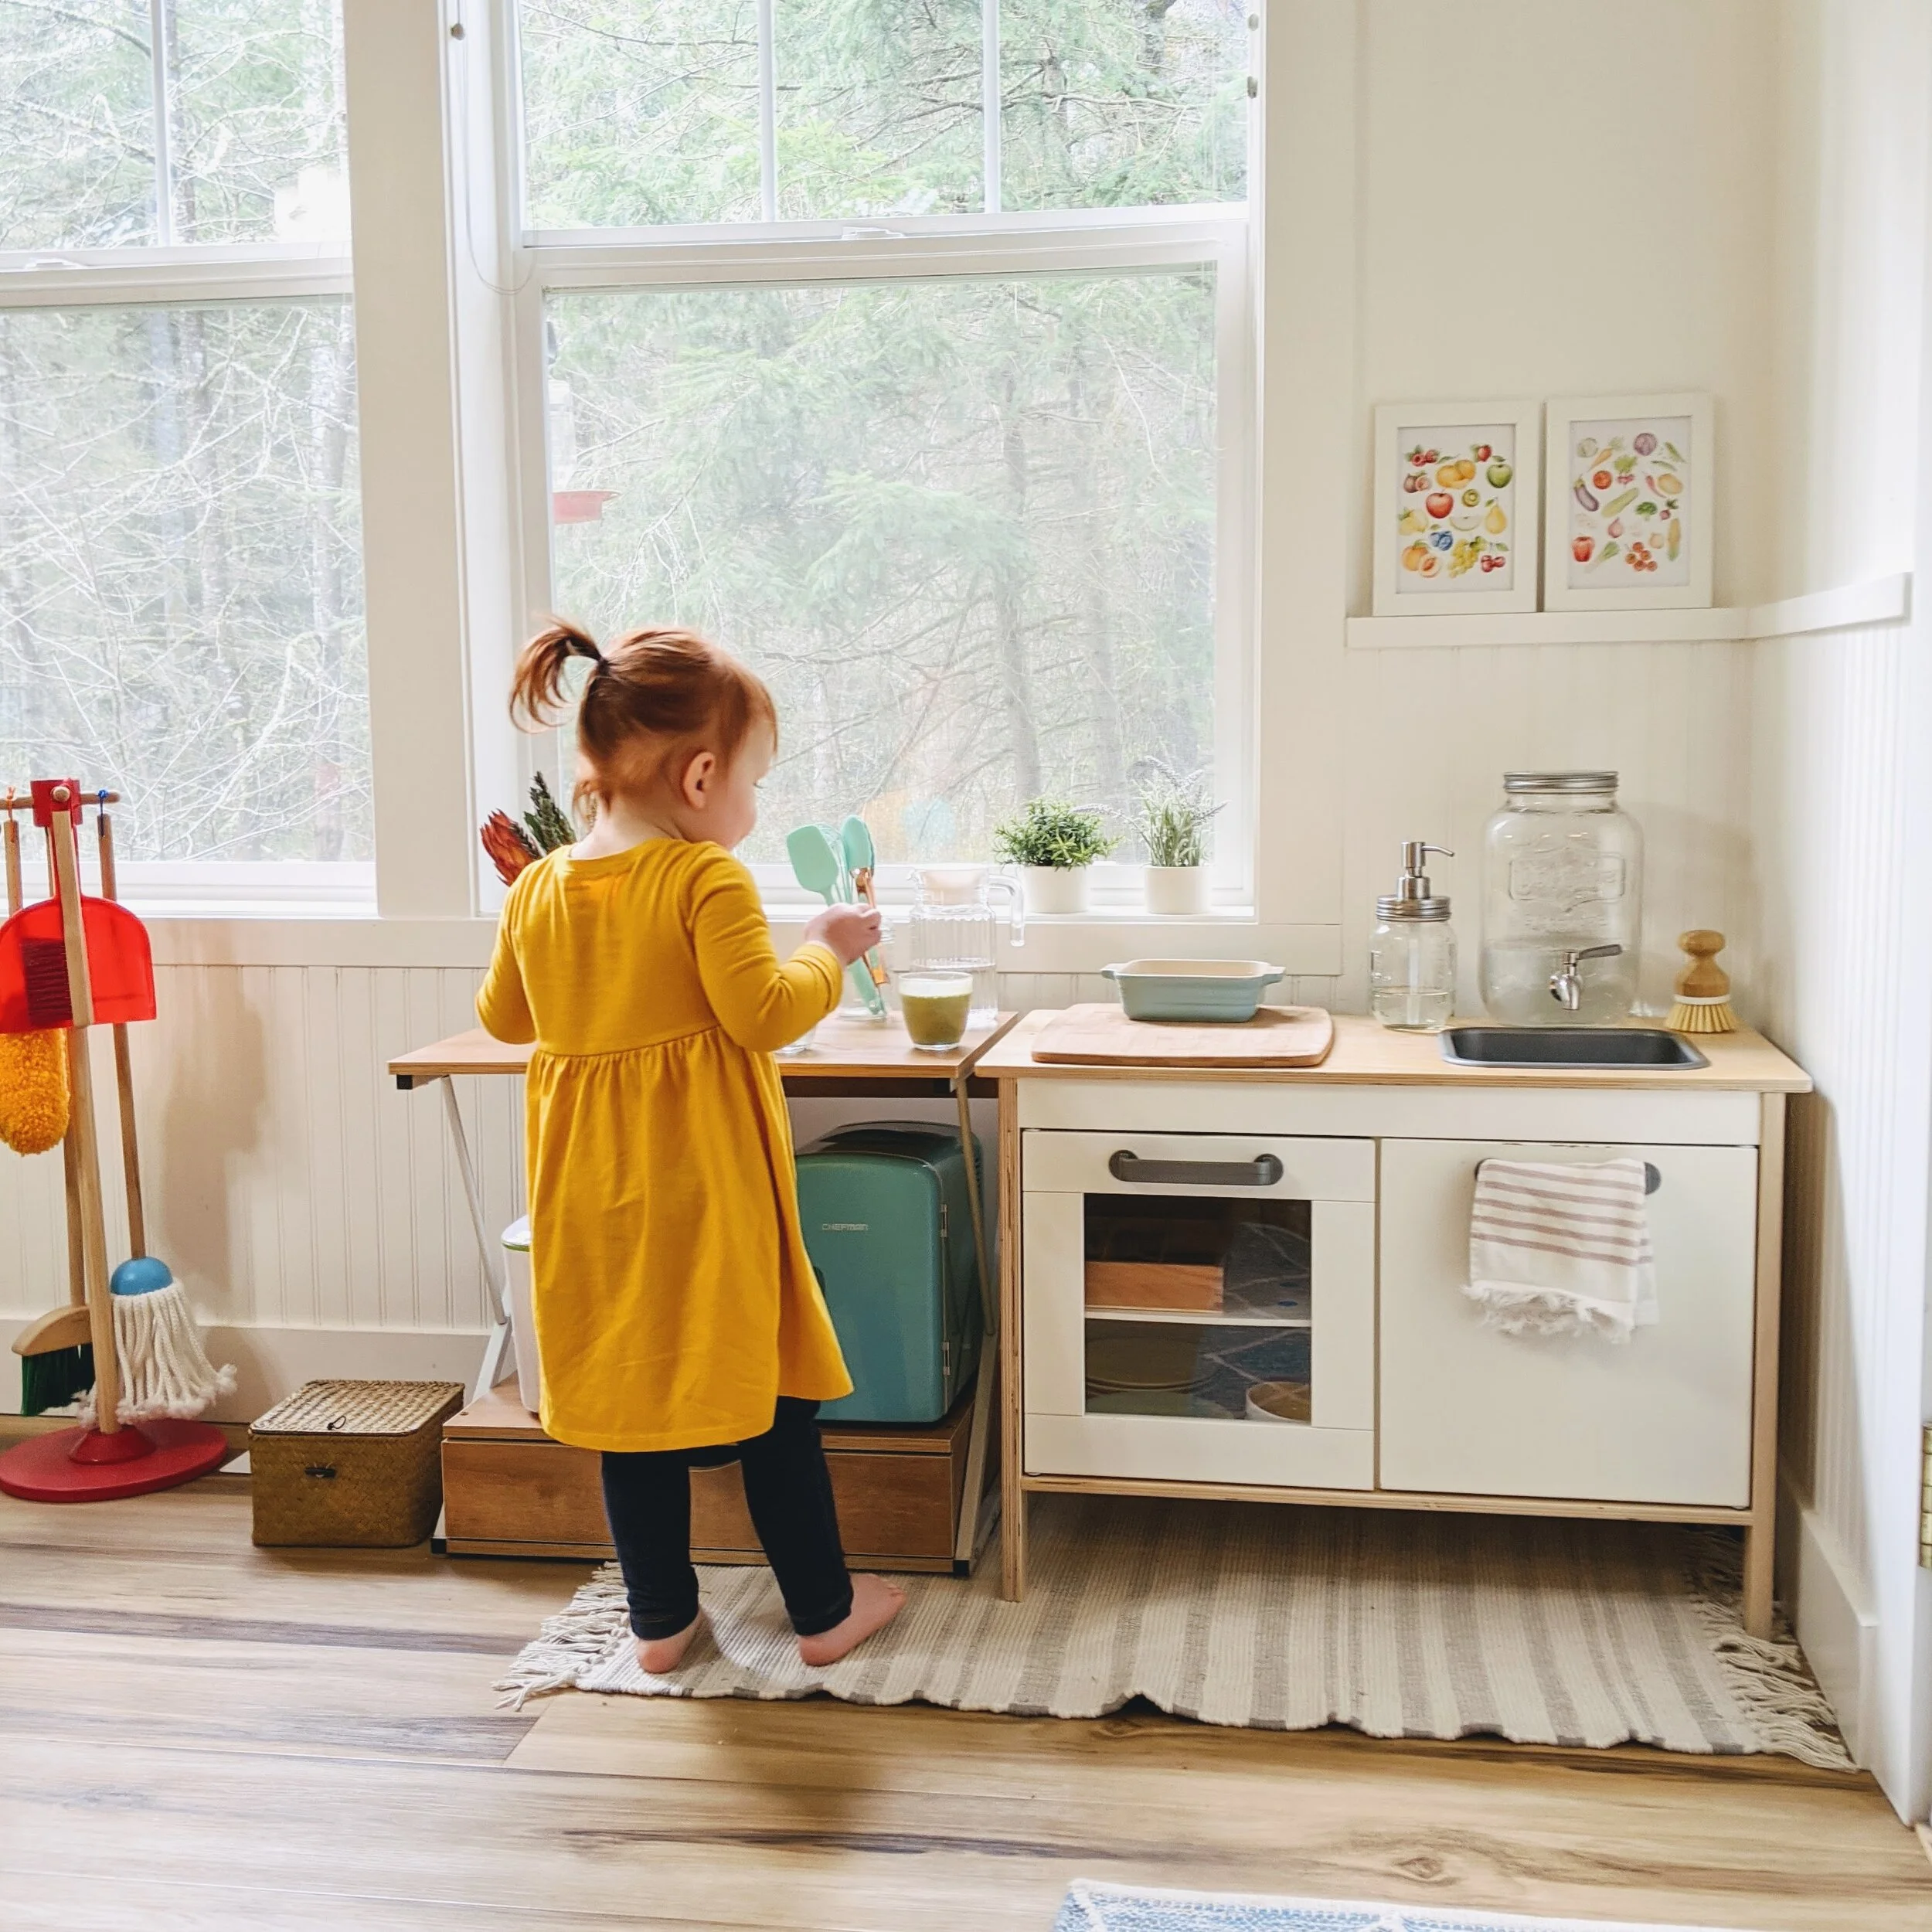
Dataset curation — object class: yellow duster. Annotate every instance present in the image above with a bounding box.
[0,1029,69,1155]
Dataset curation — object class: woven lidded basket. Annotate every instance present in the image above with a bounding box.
[250,1379,464,1548]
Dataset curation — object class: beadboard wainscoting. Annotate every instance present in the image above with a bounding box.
[0,966,526,1415]
[1752,615,1932,1788]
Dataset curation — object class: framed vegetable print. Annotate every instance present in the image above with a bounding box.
[1372,400,1540,616]
[1543,393,1713,611]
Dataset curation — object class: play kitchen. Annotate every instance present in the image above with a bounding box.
[978,769,1808,1645]
[447,773,1805,1630]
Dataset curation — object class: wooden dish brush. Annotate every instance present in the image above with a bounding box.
[1667,930,1737,1034]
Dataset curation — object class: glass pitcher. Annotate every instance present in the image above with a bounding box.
[901,865,1024,1026]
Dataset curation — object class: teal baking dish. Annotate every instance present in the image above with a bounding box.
[1101,959,1287,1022]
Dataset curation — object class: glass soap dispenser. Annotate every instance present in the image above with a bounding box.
[1370,841,1457,1032]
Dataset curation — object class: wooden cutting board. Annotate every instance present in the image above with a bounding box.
[1030,1003,1335,1068]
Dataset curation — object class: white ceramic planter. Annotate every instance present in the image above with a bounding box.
[1021,865,1091,915]
[1143,866,1208,916]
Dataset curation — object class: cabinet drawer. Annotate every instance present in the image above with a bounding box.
[1022,1130,1374,1201]
[1378,1139,1757,1507]
[1026,1413,1374,1489]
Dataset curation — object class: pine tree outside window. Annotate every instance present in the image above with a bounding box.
[515,0,1256,893]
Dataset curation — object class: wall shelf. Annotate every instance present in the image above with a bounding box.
[1345,572,1910,649]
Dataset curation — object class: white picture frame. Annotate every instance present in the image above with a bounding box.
[1543,393,1713,611]
[1371,400,1540,617]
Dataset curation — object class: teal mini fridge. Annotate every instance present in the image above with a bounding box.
[794,1122,986,1425]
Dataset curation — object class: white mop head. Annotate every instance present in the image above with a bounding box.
[76,1280,237,1427]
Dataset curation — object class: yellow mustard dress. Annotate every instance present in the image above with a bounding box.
[477,838,852,1452]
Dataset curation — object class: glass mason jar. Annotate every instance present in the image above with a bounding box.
[1369,842,1457,1032]
[1478,772,1643,1026]
[1369,913,1457,1032]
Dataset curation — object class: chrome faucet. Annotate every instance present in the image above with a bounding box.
[1549,944,1623,1011]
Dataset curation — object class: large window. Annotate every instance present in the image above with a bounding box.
[517,0,1253,887]
[0,0,366,898]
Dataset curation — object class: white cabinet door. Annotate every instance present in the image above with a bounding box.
[1379,1139,1758,1506]
[1022,1129,1375,1491]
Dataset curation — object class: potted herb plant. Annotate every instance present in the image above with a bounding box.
[1134,776,1221,916]
[992,798,1116,915]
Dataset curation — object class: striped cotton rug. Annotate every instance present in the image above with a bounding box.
[497,1495,1849,1767]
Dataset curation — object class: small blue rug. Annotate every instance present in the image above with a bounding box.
[1054,1882,1744,1932]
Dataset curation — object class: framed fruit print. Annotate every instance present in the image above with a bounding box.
[1543,393,1713,611]
[1372,400,1540,616]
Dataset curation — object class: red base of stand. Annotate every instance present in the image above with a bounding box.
[0,1418,230,1502]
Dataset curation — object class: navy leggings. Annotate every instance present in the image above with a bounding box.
[600,1397,854,1641]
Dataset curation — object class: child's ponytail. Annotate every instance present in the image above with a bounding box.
[511,620,604,730]
[508,617,777,815]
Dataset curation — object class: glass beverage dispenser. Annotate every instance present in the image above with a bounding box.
[1478,772,1643,1025]
[901,865,1024,1026]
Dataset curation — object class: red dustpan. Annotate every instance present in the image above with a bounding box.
[0,895,155,1035]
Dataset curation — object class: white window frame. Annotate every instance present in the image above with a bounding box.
[496,0,1258,918]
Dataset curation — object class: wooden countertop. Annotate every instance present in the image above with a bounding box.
[389,1011,1019,1084]
[975,1010,1811,1092]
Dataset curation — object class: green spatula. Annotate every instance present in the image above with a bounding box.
[786,824,884,1016]
[838,815,889,996]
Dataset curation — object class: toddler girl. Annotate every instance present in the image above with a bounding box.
[479,622,904,1672]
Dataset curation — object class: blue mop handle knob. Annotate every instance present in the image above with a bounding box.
[111,1256,175,1296]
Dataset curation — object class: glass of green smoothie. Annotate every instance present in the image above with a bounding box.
[897,971,974,1052]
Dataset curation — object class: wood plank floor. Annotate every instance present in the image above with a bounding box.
[1,1481,1926,1931]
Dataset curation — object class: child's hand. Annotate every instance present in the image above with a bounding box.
[805,905,883,967]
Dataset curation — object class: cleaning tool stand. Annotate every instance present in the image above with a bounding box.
[0,780,228,1502]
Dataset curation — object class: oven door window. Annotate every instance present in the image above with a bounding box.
[1083,1194,1311,1423]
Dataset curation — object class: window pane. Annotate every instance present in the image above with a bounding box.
[0,301,369,863]
[1000,0,1248,209]
[545,272,1216,865]
[168,0,350,243]
[0,0,156,248]
[520,0,762,229]
[775,0,983,219]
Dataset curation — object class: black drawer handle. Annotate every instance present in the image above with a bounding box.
[304,1464,338,1481]
[1107,1150,1284,1189]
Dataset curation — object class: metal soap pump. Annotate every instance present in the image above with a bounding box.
[1370,841,1456,1033]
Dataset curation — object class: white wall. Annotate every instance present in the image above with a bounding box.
[1750,0,1932,1820]
[1322,0,1781,1017]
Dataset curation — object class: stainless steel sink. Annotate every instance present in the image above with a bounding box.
[1440,1026,1709,1070]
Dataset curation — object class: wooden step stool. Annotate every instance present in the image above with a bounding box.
[440,1383,984,1573]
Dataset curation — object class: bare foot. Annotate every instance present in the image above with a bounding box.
[634,1613,703,1675]
[798,1573,907,1667]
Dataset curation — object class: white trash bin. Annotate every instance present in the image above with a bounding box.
[502,1216,542,1414]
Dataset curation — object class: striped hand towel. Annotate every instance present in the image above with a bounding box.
[1464,1157,1658,1342]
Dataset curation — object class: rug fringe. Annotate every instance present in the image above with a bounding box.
[1682,1529,1851,1770]
[495,1565,630,1709]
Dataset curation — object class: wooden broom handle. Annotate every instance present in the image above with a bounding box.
[95,804,145,1257]
[48,791,118,1434]
[12,805,86,1311]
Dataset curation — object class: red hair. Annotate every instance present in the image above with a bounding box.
[509,621,777,817]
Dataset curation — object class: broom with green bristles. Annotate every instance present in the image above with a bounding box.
[1,789,90,1413]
